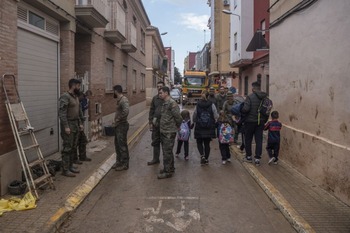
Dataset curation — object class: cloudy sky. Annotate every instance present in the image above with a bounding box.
[142,0,210,74]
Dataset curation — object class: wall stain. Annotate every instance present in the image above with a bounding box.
[299,95,303,103]
[315,105,319,119]
[316,129,321,136]
[340,123,348,134]
[329,87,335,101]
[289,114,298,122]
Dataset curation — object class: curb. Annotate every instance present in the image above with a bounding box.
[231,146,316,233]
[44,121,148,233]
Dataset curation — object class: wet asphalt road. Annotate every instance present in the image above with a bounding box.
[59,107,295,233]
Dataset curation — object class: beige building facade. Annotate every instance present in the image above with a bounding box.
[145,26,166,105]
[269,0,350,205]
[208,0,239,90]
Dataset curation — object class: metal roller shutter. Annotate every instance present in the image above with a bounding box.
[17,28,59,158]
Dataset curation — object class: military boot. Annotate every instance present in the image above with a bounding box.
[62,170,76,177]
[69,167,80,173]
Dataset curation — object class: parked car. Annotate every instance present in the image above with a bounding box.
[170,89,182,104]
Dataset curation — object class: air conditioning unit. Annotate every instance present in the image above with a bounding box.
[223,0,230,6]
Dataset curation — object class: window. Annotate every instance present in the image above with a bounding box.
[261,19,266,38]
[266,75,270,96]
[132,69,137,92]
[257,73,262,84]
[106,59,114,91]
[141,29,146,53]
[122,65,127,91]
[153,75,157,88]
[244,76,249,96]
[117,4,126,36]
[234,33,238,51]
[130,23,137,47]
[141,73,145,91]
[29,11,45,29]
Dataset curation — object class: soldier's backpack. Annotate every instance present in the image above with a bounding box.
[178,120,190,141]
[219,123,234,144]
[197,105,213,129]
[258,97,273,125]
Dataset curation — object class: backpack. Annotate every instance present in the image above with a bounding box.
[178,120,190,141]
[231,102,244,116]
[197,105,213,129]
[219,123,234,144]
[258,97,273,125]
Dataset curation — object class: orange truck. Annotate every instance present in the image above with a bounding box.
[182,70,219,105]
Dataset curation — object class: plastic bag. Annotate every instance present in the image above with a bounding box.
[0,192,37,216]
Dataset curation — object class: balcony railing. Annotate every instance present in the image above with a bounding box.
[75,0,108,28]
[105,1,126,43]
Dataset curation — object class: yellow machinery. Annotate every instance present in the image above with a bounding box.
[182,70,219,105]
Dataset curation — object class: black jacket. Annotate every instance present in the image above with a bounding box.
[193,100,217,139]
[241,91,268,123]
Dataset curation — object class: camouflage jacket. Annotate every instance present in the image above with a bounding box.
[159,98,183,133]
[149,94,163,124]
[114,95,129,126]
[59,92,83,128]
[216,94,227,111]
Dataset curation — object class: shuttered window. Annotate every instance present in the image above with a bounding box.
[106,59,114,91]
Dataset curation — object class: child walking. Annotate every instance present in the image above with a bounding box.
[264,111,282,165]
[217,111,233,165]
[176,110,193,160]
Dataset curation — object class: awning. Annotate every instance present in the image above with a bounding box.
[208,71,220,77]
[246,31,269,52]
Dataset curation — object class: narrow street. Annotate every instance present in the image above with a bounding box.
[60,108,295,233]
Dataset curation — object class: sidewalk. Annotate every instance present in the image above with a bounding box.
[0,110,149,233]
[232,145,350,233]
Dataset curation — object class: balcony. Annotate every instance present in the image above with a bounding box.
[75,0,108,28]
[121,22,137,53]
[104,1,126,43]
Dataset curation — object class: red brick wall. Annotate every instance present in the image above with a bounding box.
[60,27,75,94]
[254,0,270,60]
[0,0,18,155]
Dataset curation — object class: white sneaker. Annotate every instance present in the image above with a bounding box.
[222,160,227,165]
[227,158,231,162]
[268,157,276,165]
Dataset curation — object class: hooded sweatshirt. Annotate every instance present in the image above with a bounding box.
[241,91,268,123]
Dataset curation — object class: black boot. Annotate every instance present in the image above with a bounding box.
[69,167,80,173]
[62,170,76,177]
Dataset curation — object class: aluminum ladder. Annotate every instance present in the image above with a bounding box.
[1,74,55,199]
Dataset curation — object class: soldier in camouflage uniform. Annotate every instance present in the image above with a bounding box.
[157,86,183,179]
[147,81,165,165]
[58,79,83,177]
[112,85,130,171]
[216,86,227,111]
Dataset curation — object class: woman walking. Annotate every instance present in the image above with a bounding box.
[193,92,218,165]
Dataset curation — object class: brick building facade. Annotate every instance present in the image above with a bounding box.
[0,0,157,195]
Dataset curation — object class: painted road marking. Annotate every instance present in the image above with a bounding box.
[143,197,200,232]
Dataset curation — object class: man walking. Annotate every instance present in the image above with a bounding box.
[59,79,83,177]
[113,85,130,171]
[147,81,165,165]
[158,86,183,179]
[208,87,218,108]
[241,82,268,166]
[216,87,227,111]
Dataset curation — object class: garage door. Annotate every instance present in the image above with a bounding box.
[17,28,59,158]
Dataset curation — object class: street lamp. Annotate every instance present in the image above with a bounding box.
[222,10,240,20]
[160,32,168,35]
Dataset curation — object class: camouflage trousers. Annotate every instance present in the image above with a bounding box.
[115,123,130,167]
[60,121,79,171]
[72,131,88,161]
[160,132,176,172]
[151,125,161,162]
